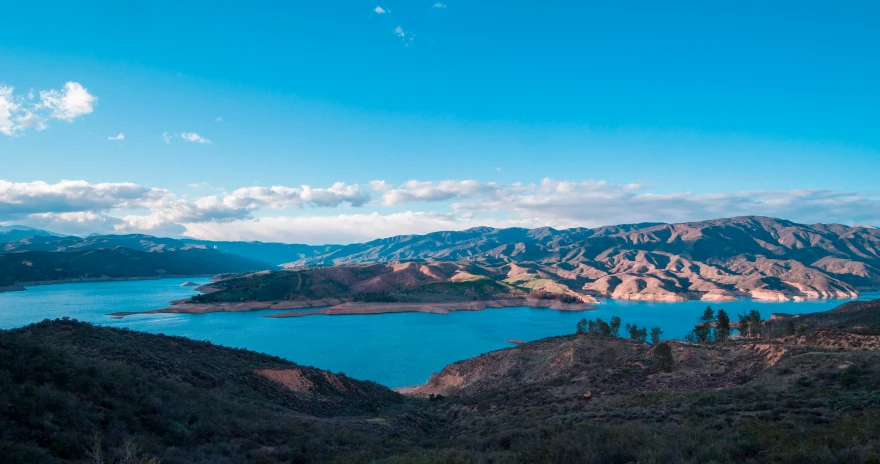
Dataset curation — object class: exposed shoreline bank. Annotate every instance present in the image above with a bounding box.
[108,298,597,318]
[107,288,875,319]
[267,299,597,318]
[590,288,861,302]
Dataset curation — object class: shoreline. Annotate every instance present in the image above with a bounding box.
[107,289,878,318]
[266,299,597,318]
[590,288,861,303]
[109,298,597,318]
[0,275,215,294]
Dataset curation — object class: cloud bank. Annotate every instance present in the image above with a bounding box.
[1,178,878,244]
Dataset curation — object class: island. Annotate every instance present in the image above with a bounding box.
[110,262,597,318]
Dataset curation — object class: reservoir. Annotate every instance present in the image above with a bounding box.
[2,277,876,387]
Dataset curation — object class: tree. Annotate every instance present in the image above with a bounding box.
[738,313,751,339]
[688,306,718,342]
[626,323,647,342]
[588,318,611,336]
[652,342,674,371]
[119,439,160,464]
[701,306,716,324]
[86,433,103,464]
[716,309,731,342]
[785,319,796,336]
[749,309,763,339]
[577,318,616,337]
[609,316,622,337]
[738,310,763,339]
[650,327,663,345]
[691,324,711,343]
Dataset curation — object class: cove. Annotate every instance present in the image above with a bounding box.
[1,277,877,388]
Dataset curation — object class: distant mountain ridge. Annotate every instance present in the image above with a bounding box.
[0,232,339,266]
[2,217,879,301]
[0,225,68,242]
[281,216,880,302]
[0,247,267,290]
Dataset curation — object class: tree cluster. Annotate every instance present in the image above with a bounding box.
[685,306,770,343]
[576,317,662,344]
[737,309,763,339]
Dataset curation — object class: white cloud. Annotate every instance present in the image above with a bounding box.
[39,82,97,122]
[3,178,879,243]
[15,110,46,132]
[374,5,386,14]
[369,180,390,192]
[182,212,527,244]
[0,179,373,236]
[432,3,447,8]
[0,82,96,136]
[223,182,371,209]
[380,180,525,205]
[0,180,154,219]
[108,133,125,140]
[0,86,23,136]
[392,26,415,45]
[180,132,211,144]
[162,132,172,144]
[23,211,121,236]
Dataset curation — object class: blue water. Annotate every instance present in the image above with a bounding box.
[1,278,877,388]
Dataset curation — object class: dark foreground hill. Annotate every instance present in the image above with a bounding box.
[0,320,420,464]
[0,247,267,290]
[2,300,880,463]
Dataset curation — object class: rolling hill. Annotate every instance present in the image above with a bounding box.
[0,247,267,290]
[0,232,339,267]
[0,319,411,463]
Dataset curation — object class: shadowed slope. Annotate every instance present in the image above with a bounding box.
[0,320,422,463]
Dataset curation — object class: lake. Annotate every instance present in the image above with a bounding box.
[1,277,877,388]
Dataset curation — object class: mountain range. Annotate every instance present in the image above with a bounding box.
[2,216,879,300]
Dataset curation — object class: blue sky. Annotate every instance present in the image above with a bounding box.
[1,1,878,243]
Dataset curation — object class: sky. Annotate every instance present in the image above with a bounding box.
[1,0,879,244]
